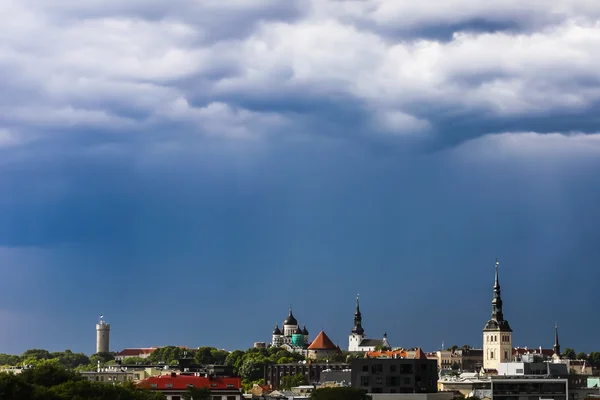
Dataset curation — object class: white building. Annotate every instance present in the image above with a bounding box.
[348,297,390,352]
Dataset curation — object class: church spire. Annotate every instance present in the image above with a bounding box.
[352,295,364,335]
[553,323,561,357]
[491,259,504,322]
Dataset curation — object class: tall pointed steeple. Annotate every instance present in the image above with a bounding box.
[484,259,512,332]
[553,323,561,358]
[491,259,504,322]
[352,295,365,335]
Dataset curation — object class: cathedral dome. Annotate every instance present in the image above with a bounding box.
[273,325,282,335]
[284,309,298,326]
[295,325,303,335]
[302,325,309,335]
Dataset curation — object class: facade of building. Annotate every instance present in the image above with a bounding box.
[491,376,568,400]
[272,307,311,355]
[114,348,156,362]
[350,358,438,394]
[81,369,135,383]
[137,373,242,400]
[96,316,110,354]
[438,372,491,398]
[264,362,350,389]
[348,297,391,352]
[307,331,342,360]
[483,260,512,372]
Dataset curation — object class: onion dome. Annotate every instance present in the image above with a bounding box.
[302,325,309,335]
[283,306,298,326]
[295,325,303,335]
[273,324,282,335]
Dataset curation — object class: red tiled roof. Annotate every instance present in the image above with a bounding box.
[137,374,241,391]
[308,331,337,350]
[365,350,407,359]
[117,348,156,357]
[414,348,428,359]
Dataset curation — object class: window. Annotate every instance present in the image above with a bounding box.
[390,365,397,372]
[360,376,370,386]
[387,376,399,386]
[403,377,411,385]
[504,351,508,360]
[172,397,181,400]
[371,364,383,374]
[165,384,173,388]
[227,397,237,400]
[490,351,494,359]
[400,364,413,374]
[227,383,235,388]
[187,384,194,388]
[362,365,368,372]
[375,377,383,384]
[150,383,158,388]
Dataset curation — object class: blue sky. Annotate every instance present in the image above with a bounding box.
[1,0,600,355]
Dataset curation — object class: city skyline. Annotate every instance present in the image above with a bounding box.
[0,260,594,355]
[1,1,600,355]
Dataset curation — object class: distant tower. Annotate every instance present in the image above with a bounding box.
[96,315,110,354]
[553,323,561,360]
[483,259,513,371]
[348,295,366,352]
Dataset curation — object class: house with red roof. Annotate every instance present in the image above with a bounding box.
[114,348,156,362]
[137,373,242,400]
[307,331,342,360]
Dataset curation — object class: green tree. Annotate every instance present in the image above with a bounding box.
[576,352,588,360]
[280,374,307,390]
[225,350,245,373]
[0,354,21,367]
[210,349,229,365]
[21,349,52,362]
[182,386,211,400]
[147,346,187,365]
[50,350,90,370]
[19,359,83,388]
[89,352,114,365]
[239,358,266,382]
[310,387,370,400]
[122,357,147,365]
[587,352,600,368]
[563,348,576,360]
[0,372,36,400]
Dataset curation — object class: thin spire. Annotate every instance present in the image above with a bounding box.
[553,323,560,356]
[494,258,500,289]
[356,294,360,312]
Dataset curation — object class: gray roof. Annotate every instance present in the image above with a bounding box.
[359,338,387,347]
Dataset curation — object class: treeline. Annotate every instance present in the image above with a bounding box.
[0,346,350,385]
[561,348,600,367]
[0,360,164,400]
[0,349,109,370]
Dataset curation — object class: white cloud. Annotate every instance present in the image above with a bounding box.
[449,132,600,162]
[372,110,431,135]
[2,0,600,144]
[0,128,21,147]
[156,99,289,138]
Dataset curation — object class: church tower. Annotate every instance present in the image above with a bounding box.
[552,323,561,360]
[483,259,512,371]
[348,296,365,352]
